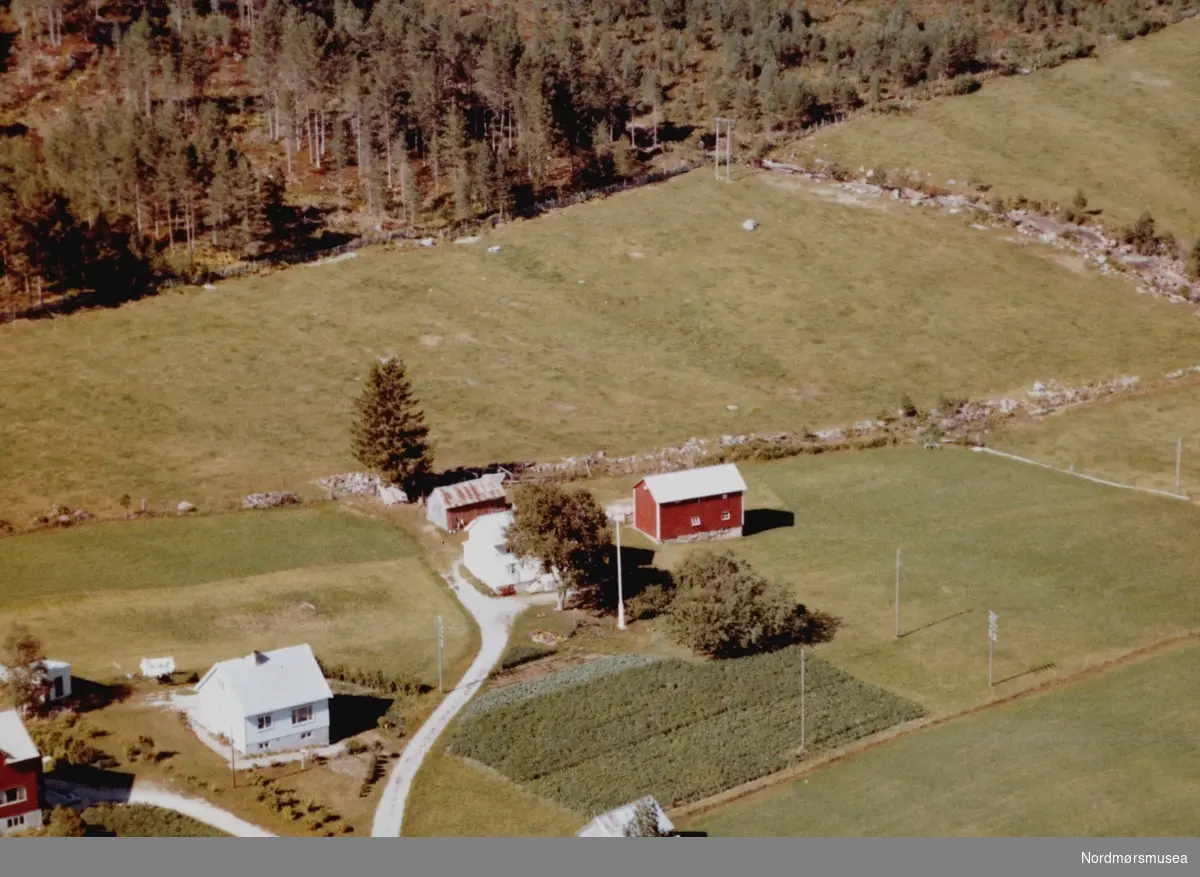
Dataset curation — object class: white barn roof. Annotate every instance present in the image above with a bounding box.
[197,644,332,717]
[639,464,747,505]
[0,709,40,763]
[577,796,674,837]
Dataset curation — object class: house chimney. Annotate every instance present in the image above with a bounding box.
[252,650,266,665]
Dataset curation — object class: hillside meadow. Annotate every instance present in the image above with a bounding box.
[0,505,474,684]
[3,168,1200,522]
[798,18,1200,234]
[686,640,1200,837]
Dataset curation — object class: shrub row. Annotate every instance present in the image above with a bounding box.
[451,648,924,812]
[496,644,556,673]
[80,803,227,837]
[359,751,387,798]
[461,654,665,721]
[28,715,117,769]
[315,658,426,697]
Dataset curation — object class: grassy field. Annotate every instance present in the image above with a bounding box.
[3,167,1200,522]
[687,640,1200,837]
[449,648,923,814]
[0,505,474,684]
[799,19,1200,233]
[591,448,1200,715]
[994,378,1200,496]
[81,803,229,837]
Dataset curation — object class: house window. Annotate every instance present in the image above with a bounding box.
[300,731,313,740]
[2,787,26,805]
[507,564,517,576]
[690,516,701,527]
[256,714,273,731]
[257,742,271,752]
[721,511,732,522]
[6,815,25,828]
[292,704,313,725]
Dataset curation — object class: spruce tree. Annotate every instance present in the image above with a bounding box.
[351,357,434,494]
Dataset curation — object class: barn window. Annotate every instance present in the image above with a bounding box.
[2,787,26,805]
[256,714,273,731]
[291,704,313,725]
[721,511,732,522]
[690,516,701,527]
[722,494,728,499]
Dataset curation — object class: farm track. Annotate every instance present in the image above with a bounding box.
[671,629,1200,821]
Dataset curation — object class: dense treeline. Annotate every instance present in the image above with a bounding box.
[0,0,1196,315]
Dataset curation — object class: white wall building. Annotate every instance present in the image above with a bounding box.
[462,511,556,594]
[0,659,71,703]
[577,796,675,837]
[194,644,333,756]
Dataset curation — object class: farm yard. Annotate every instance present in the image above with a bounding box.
[797,18,1200,233]
[3,162,1200,524]
[685,640,1200,837]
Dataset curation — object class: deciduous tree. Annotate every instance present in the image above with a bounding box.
[1,624,48,714]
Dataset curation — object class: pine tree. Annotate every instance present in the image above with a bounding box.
[351,357,434,494]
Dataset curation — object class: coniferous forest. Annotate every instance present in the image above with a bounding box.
[1,0,1196,317]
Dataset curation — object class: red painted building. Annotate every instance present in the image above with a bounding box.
[632,463,747,543]
[426,473,511,532]
[0,709,44,835]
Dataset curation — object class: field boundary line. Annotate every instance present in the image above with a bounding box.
[671,629,1200,821]
[974,446,1192,501]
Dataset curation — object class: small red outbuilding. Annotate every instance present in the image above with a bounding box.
[632,463,747,544]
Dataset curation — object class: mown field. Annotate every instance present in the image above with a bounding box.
[3,166,1199,522]
[995,378,1200,496]
[589,448,1200,714]
[81,803,228,838]
[0,505,474,684]
[799,19,1200,234]
[448,648,924,815]
[687,640,1200,837]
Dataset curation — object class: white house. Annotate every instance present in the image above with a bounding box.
[577,796,675,837]
[194,644,333,756]
[0,659,72,703]
[462,511,556,594]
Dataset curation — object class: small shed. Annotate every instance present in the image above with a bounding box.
[0,659,71,703]
[577,796,675,837]
[632,463,747,544]
[140,657,176,679]
[426,473,510,532]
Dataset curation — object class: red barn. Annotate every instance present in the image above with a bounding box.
[0,709,43,835]
[426,473,511,532]
[632,463,747,544]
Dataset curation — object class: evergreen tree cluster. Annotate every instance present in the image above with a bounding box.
[0,0,1195,315]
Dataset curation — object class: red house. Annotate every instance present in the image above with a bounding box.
[0,709,44,835]
[632,463,747,544]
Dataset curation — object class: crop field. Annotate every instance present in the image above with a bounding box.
[599,447,1200,715]
[3,167,1200,523]
[994,378,1200,496]
[686,640,1200,837]
[0,505,474,683]
[449,647,924,814]
[799,19,1200,233]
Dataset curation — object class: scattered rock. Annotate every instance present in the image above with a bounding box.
[318,472,382,497]
[455,236,481,245]
[487,246,501,253]
[242,492,301,510]
[419,238,435,247]
[726,404,739,411]
[203,284,217,291]
[177,501,196,514]
[378,485,408,506]
[742,219,758,231]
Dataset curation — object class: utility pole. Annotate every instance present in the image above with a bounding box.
[230,728,236,788]
[988,610,998,688]
[714,117,733,181]
[616,518,626,631]
[894,549,901,639]
[437,615,445,694]
[800,647,806,750]
[1176,438,1182,493]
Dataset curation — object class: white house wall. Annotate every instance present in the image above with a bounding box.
[425,494,449,531]
[239,698,331,756]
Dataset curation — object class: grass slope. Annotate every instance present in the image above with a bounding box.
[800,20,1200,233]
[688,641,1200,837]
[995,378,1200,496]
[0,505,418,607]
[449,648,923,813]
[615,448,1200,714]
[0,506,473,682]
[3,169,1200,521]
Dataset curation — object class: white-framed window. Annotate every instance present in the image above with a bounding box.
[690,516,701,527]
[721,511,732,522]
[6,815,25,828]
[256,714,273,731]
[721,494,728,499]
[2,787,26,805]
[292,704,313,725]
[507,564,517,576]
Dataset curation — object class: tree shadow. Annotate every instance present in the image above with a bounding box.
[48,764,136,796]
[995,662,1056,686]
[67,677,133,714]
[792,606,842,647]
[899,609,972,639]
[743,509,795,537]
[328,694,392,744]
